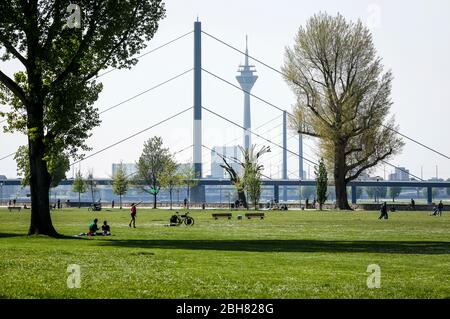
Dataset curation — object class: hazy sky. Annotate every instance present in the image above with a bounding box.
[1,0,450,180]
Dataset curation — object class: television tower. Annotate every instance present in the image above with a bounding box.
[236,36,258,151]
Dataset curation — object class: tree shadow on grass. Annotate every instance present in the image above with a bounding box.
[0,232,26,238]
[98,239,450,255]
[0,232,90,240]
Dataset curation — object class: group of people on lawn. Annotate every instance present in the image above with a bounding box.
[378,199,444,220]
[80,199,444,235]
[81,202,138,236]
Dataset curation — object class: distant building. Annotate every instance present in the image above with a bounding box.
[210,146,241,178]
[112,163,137,177]
[388,167,410,181]
[357,172,370,181]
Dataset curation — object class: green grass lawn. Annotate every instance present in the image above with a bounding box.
[0,208,449,299]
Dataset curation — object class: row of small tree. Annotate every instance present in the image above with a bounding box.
[71,136,198,209]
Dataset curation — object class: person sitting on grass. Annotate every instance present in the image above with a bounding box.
[102,221,111,236]
[88,218,99,236]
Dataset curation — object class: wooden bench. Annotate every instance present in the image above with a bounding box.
[212,213,232,220]
[8,206,21,212]
[245,212,265,219]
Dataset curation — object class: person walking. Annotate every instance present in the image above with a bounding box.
[410,198,415,210]
[437,200,444,216]
[378,202,388,220]
[129,203,137,228]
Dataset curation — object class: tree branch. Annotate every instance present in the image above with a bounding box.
[0,69,27,104]
[82,4,141,83]
[49,2,102,91]
[345,148,393,182]
[0,33,29,68]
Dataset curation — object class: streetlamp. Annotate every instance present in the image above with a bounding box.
[219,180,222,207]
[0,181,3,207]
[298,179,302,210]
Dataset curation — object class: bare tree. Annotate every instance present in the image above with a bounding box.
[283,13,404,209]
[221,145,270,209]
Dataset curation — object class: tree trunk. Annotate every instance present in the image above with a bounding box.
[120,194,122,209]
[27,112,58,236]
[237,189,247,209]
[153,193,157,209]
[169,189,173,210]
[78,192,81,208]
[334,143,352,210]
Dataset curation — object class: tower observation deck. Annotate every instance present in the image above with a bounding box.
[236,36,258,152]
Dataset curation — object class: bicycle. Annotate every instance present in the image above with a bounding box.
[170,211,194,226]
[88,202,102,212]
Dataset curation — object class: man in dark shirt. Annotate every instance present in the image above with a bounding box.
[378,202,388,220]
[437,200,444,216]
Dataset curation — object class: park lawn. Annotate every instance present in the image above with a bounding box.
[0,208,449,299]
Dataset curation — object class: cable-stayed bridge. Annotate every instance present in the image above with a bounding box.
[1,20,450,205]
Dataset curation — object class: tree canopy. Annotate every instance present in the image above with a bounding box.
[135,136,174,209]
[283,13,403,210]
[0,1,166,236]
[112,162,129,209]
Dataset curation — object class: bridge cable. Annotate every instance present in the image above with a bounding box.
[203,106,318,166]
[0,70,193,162]
[70,106,192,167]
[202,68,420,182]
[202,30,450,161]
[99,68,192,115]
[94,31,194,80]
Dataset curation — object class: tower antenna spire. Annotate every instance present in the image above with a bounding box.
[236,35,258,152]
[245,35,249,65]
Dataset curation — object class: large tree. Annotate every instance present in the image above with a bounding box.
[135,136,173,209]
[283,13,403,210]
[14,145,70,188]
[0,1,166,236]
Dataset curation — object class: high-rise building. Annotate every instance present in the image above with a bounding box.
[388,167,410,181]
[210,146,241,178]
[236,36,258,152]
[112,163,137,177]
